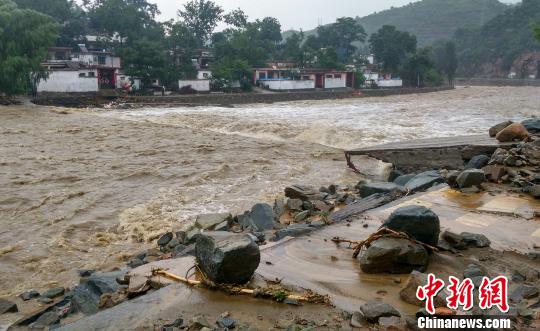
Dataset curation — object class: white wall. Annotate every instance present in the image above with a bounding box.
[37,70,99,93]
[324,75,347,89]
[262,80,315,90]
[377,79,403,88]
[178,79,210,92]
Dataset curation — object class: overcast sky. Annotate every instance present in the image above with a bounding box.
[151,0,522,31]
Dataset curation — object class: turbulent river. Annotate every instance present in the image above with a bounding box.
[0,86,538,296]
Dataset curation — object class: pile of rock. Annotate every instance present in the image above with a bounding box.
[359,205,440,274]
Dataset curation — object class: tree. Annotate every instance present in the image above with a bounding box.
[223,8,247,28]
[400,47,442,87]
[162,21,198,86]
[0,0,59,95]
[369,25,417,73]
[257,17,282,45]
[534,24,540,42]
[120,38,166,86]
[283,31,305,64]
[308,17,366,63]
[14,0,88,47]
[210,59,251,92]
[178,0,223,47]
[87,0,161,47]
[434,40,458,84]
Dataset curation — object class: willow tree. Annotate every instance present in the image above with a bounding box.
[0,0,59,95]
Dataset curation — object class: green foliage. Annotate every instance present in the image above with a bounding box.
[209,59,251,92]
[14,0,88,47]
[0,0,59,95]
[283,31,305,64]
[454,0,540,77]
[533,23,540,42]
[433,40,458,84]
[354,70,366,89]
[86,0,161,48]
[399,47,442,87]
[223,8,248,28]
[178,0,223,47]
[119,38,165,86]
[369,25,417,73]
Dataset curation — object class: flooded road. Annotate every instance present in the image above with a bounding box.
[0,86,539,296]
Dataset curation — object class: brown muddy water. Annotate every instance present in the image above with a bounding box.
[0,86,539,297]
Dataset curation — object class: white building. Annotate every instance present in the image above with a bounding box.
[37,65,98,93]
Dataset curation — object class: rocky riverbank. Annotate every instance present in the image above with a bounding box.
[2,118,539,330]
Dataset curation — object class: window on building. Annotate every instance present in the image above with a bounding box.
[79,73,86,77]
[203,73,209,78]
[326,75,333,79]
[98,56,106,65]
[302,76,310,80]
[334,74,342,79]
[88,72,95,77]
[259,72,267,80]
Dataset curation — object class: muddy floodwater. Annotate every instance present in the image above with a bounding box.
[1,86,539,296]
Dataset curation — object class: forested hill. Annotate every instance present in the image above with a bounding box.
[284,0,508,46]
[455,0,540,77]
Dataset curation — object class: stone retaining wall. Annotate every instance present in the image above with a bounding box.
[455,78,540,87]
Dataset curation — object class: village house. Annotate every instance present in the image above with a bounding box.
[253,64,354,91]
[37,44,122,93]
[178,49,216,92]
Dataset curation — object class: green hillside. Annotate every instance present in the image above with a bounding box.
[455,0,540,77]
[284,0,508,46]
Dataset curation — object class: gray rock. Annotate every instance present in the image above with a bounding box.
[71,285,99,315]
[176,230,188,244]
[0,298,17,314]
[350,311,368,328]
[30,311,59,328]
[78,269,95,277]
[461,232,491,248]
[456,169,485,188]
[465,155,490,169]
[167,238,180,249]
[19,290,40,301]
[359,237,429,274]
[214,221,229,232]
[196,232,260,284]
[186,227,201,243]
[286,198,303,211]
[128,258,145,268]
[284,185,323,201]
[382,205,440,246]
[42,287,65,299]
[522,118,540,134]
[157,232,173,246]
[217,317,236,328]
[84,270,126,297]
[358,182,404,198]
[273,224,313,241]
[510,284,539,302]
[310,220,326,227]
[273,198,286,218]
[489,121,513,137]
[405,171,445,192]
[441,231,467,250]
[400,271,447,307]
[240,203,276,232]
[444,170,460,187]
[393,174,415,186]
[37,297,53,304]
[190,315,211,329]
[359,300,400,323]
[388,169,405,182]
[463,264,485,279]
[195,213,232,230]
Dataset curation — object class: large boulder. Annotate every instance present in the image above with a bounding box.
[404,171,445,193]
[522,118,540,134]
[359,237,429,274]
[465,155,490,170]
[482,165,506,182]
[393,174,415,187]
[495,123,529,142]
[489,121,513,137]
[195,213,232,230]
[382,205,440,246]
[358,182,404,198]
[456,169,485,188]
[196,232,260,284]
[273,224,313,241]
[239,203,276,232]
[0,299,17,314]
[359,301,401,323]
